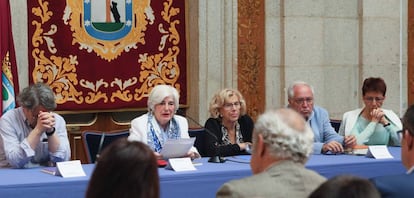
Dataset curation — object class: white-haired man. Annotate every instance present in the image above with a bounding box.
[216,108,326,198]
[287,81,356,154]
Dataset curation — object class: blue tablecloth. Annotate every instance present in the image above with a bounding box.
[0,147,406,198]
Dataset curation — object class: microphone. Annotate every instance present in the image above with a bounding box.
[95,133,106,163]
[176,110,226,163]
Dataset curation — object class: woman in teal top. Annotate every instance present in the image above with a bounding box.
[339,77,402,146]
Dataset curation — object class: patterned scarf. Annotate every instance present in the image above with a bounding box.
[220,121,243,145]
[147,113,181,152]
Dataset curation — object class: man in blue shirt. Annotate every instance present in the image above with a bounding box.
[371,104,414,197]
[287,81,356,154]
[0,83,71,168]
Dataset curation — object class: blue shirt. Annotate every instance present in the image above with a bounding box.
[371,171,414,198]
[0,107,71,168]
[308,106,344,154]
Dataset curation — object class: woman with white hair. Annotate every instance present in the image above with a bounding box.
[128,85,199,159]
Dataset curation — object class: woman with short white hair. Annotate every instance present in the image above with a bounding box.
[128,85,200,159]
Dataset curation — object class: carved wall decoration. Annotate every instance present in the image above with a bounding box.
[238,0,265,121]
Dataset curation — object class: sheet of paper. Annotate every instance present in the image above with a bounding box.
[160,137,195,159]
[367,145,394,159]
[165,157,197,172]
[56,160,86,178]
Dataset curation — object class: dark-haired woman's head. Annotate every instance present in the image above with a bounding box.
[309,175,380,198]
[362,77,387,111]
[362,77,386,97]
[86,139,159,198]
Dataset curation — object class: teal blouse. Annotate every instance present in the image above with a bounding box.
[350,116,400,146]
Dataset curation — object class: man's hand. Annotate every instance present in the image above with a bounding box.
[35,111,55,133]
[322,141,344,154]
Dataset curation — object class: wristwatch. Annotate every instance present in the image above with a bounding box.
[383,123,391,127]
[46,127,56,136]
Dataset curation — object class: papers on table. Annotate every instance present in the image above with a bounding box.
[366,145,394,159]
[160,137,195,159]
[160,138,197,172]
[41,160,86,178]
[165,157,197,172]
[345,145,393,159]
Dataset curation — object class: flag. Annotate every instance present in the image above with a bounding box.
[0,0,19,116]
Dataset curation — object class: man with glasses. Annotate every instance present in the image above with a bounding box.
[371,104,414,197]
[0,83,71,168]
[287,81,356,154]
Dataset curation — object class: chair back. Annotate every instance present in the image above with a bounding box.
[82,130,130,163]
[330,119,342,133]
[188,128,206,157]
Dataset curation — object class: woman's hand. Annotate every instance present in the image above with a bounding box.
[344,135,357,148]
[154,152,162,159]
[370,108,385,123]
[185,151,200,160]
[238,142,252,151]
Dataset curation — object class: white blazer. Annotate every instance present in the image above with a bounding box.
[128,113,199,154]
[339,108,402,136]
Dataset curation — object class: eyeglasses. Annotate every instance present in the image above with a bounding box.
[363,97,384,103]
[223,101,241,110]
[293,97,313,105]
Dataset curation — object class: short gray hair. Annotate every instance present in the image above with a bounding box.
[17,83,57,111]
[253,108,314,164]
[147,85,180,112]
[287,81,314,99]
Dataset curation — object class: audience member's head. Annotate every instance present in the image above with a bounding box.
[250,108,314,174]
[370,104,414,198]
[287,81,315,120]
[309,175,380,198]
[401,104,414,170]
[86,139,159,198]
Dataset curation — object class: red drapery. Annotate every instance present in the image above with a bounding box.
[28,0,187,111]
[1,0,19,116]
